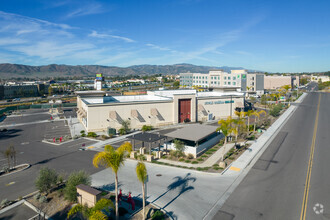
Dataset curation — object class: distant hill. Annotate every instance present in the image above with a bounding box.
[0,63,250,79]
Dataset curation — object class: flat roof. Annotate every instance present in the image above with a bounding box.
[165,124,218,142]
[82,94,171,104]
[76,184,101,195]
[127,132,167,143]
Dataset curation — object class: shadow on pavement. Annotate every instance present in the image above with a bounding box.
[0,129,22,140]
[152,173,196,209]
[31,151,77,166]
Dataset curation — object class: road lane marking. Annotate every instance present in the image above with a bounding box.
[300,94,321,220]
[229,166,241,171]
[6,181,15,186]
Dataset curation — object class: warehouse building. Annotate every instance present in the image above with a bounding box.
[76,89,244,132]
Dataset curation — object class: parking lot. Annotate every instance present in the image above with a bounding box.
[43,121,71,140]
[0,109,99,201]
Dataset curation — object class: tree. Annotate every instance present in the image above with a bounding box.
[48,86,53,96]
[35,167,58,194]
[67,198,114,220]
[244,110,254,133]
[173,139,185,157]
[232,117,245,142]
[260,94,267,106]
[120,120,131,135]
[3,148,12,170]
[9,145,16,167]
[93,142,132,220]
[136,161,147,220]
[64,171,91,202]
[217,117,235,161]
[173,81,180,88]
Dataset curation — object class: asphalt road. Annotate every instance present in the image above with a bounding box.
[214,92,330,220]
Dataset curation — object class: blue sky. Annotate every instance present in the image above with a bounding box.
[0,0,329,72]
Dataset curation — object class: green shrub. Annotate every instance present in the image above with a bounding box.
[187,153,194,159]
[185,160,191,163]
[142,125,153,131]
[201,155,208,158]
[228,156,235,160]
[35,167,58,193]
[152,210,165,220]
[64,171,91,202]
[87,132,97,137]
[213,164,219,167]
[179,158,185,162]
[192,161,198,164]
[197,158,204,162]
[205,151,212,155]
[196,167,203,171]
[80,130,85,134]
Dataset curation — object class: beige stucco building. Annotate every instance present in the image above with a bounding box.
[264,75,299,89]
[76,90,244,132]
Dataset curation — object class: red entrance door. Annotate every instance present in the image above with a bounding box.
[179,99,191,123]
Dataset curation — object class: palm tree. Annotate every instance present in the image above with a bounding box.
[217,117,235,161]
[232,117,245,142]
[136,161,148,220]
[3,148,11,170]
[257,110,267,129]
[93,142,132,220]
[251,111,260,132]
[67,198,114,219]
[244,110,254,133]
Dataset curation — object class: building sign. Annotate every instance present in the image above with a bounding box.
[242,74,246,79]
[96,73,104,81]
[205,100,234,105]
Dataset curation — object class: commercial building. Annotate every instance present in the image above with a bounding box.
[264,75,299,90]
[0,84,49,100]
[180,69,264,95]
[76,89,244,132]
[311,75,329,83]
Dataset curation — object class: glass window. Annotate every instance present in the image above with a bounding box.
[224,76,227,80]
[211,76,213,80]
[228,82,231,85]
[233,77,236,80]
[228,77,231,80]
[224,81,226,85]
[233,82,236,85]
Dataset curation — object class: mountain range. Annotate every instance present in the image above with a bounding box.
[0,63,252,79]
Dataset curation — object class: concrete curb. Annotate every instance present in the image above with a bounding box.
[0,163,30,178]
[0,199,25,214]
[24,200,50,219]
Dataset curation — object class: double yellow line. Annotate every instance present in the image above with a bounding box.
[300,94,321,220]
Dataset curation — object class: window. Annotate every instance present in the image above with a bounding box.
[199,76,201,79]
[228,82,231,85]
[228,77,231,80]
[224,76,227,80]
[233,77,236,80]
[233,82,236,85]
[211,76,213,80]
[224,81,226,85]
[202,76,204,79]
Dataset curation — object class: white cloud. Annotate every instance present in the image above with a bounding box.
[89,30,135,43]
[10,41,94,60]
[66,3,105,18]
[0,38,26,46]
[146,43,172,51]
